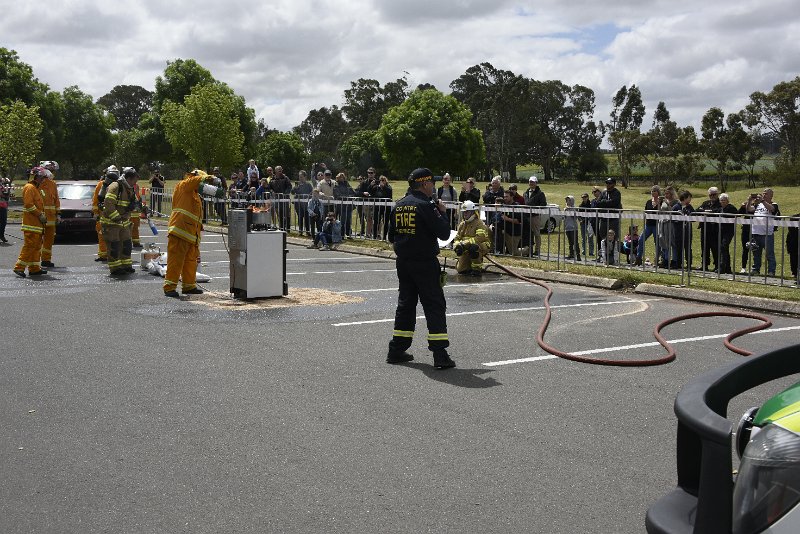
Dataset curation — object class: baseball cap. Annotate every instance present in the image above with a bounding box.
[409,167,434,183]
[529,176,538,183]
[605,177,616,184]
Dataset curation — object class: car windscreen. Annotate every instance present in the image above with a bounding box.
[58,185,94,200]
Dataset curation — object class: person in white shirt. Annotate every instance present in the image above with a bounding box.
[747,188,780,276]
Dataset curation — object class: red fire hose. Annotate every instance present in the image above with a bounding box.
[484,256,773,366]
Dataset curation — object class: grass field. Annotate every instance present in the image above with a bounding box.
[518,154,777,179]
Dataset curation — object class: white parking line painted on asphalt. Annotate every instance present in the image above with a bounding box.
[200,257,390,264]
[482,325,800,366]
[340,281,528,294]
[287,257,390,262]
[205,268,397,280]
[332,297,663,326]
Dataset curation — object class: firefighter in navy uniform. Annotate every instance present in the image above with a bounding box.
[386,168,455,369]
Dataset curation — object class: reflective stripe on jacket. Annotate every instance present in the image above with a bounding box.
[101,180,134,227]
[455,216,490,253]
[41,177,60,225]
[168,174,204,244]
[21,182,45,234]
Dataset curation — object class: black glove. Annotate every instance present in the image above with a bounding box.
[454,243,464,256]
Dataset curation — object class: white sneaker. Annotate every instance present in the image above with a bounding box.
[739,268,747,274]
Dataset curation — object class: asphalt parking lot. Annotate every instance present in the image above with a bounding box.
[2,225,799,533]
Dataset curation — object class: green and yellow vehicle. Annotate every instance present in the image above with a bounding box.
[646,344,800,534]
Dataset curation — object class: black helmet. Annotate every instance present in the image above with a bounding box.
[122,166,138,178]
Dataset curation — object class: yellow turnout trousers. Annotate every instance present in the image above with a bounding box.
[41,226,56,261]
[102,224,132,273]
[95,219,107,259]
[163,235,199,293]
[15,230,44,274]
[131,215,141,245]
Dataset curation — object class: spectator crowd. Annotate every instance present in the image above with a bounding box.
[155,162,799,281]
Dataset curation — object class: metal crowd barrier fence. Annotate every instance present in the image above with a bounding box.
[147,189,800,288]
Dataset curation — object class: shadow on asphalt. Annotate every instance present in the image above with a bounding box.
[405,362,502,388]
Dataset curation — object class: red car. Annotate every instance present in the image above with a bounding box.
[56,180,97,236]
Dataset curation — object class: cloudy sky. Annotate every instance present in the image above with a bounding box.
[2,0,798,134]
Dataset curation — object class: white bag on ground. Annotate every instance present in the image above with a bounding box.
[143,251,212,282]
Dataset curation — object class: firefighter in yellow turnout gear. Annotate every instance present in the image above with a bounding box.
[453,200,490,276]
[129,180,144,247]
[39,161,61,267]
[101,167,139,275]
[163,170,223,298]
[13,167,50,278]
[92,178,108,261]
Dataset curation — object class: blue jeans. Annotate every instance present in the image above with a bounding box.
[636,224,657,259]
[751,234,776,274]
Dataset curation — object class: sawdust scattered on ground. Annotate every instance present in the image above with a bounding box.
[190,287,364,310]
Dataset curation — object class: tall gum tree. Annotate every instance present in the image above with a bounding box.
[608,85,645,188]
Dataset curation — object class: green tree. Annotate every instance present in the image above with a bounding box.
[641,102,681,183]
[148,59,257,164]
[760,146,800,186]
[153,59,214,113]
[253,132,306,176]
[450,63,531,180]
[0,48,40,105]
[673,126,705,181]
[607,85,645,188]
[110,129,148,171]
[0,100,43,177]
[338,129,386,175]
[144,59,216,165]
[746,76,800,164]
[293,105,348,163]
[378,89,485,177]
[0,48,64,161]
[34,89,65,161]
[701,107,749,191]
[566,120,607,180]
[527,80,601,181]
[343,77,409,131]
[727,111,763,187]
[161,83,244,171]
[97,85,153,131]
[61,86,114,177]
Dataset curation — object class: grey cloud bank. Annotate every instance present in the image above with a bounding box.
[1,0,798,133]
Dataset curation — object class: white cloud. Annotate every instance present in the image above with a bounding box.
[0,0,798,135]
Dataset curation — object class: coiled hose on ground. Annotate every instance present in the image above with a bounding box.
[484,255,773,366]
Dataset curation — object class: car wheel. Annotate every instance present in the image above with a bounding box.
[544,217,557,234]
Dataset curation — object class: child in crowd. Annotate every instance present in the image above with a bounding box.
[600,229,620,265]
[623,225,639,264]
